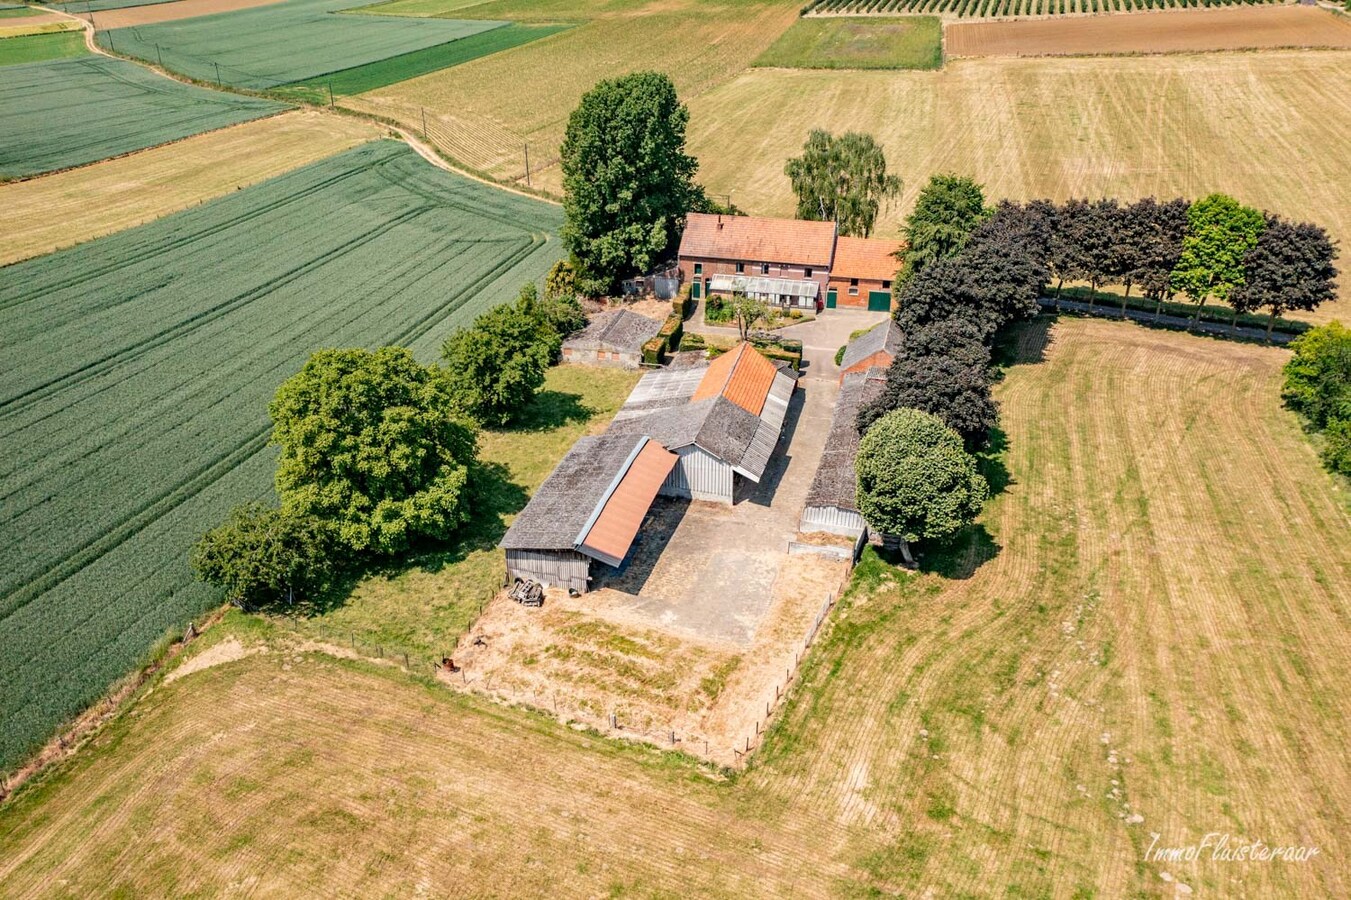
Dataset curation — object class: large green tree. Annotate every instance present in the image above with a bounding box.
[855,408,988,562]
[270,347,477,556]
[192,504,337,611]
[560,71,699,296]
[1170,192,1264,327]
[784,129,901,238]
[1282,322,1351,431]
[442,294,555,426]
[900,174,988,281]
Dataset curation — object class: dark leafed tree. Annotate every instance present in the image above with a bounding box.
[957,205,1050,336]
[900,173,989,282]
[1133,197,1190,318]
[784,129,901,238]
[1110,199,1149,314]
[857,319,996,447]
[1230,214,1339,340]
[1078,198,1122,310]
[1170,192,1264,329]
[893,257,972,334]
[561,72,699,297]
[855,408,989,563]
[442,295,555,427]
[1046,198,1089,307]
[270,348,478,556]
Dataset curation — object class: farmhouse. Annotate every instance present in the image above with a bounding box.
[838,318,902,382]
[561,309,663,369]
[678,212,835,310]
[800,368,888,539]
[610,343,796,504]
[500,433,677,593]
[677,212,902,312]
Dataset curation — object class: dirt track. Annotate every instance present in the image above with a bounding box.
[947,5,1351,57]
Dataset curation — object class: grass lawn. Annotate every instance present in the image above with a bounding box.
[271,364,640,662]
[0,30,86,66]
[754,15,942,70]
[2,319,1346,896]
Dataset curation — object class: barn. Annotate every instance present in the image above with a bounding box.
[561,309,663,369]
[838,318,902,382]
[499,433,677,593]
[609,343,796,504]
[800,368,888,539]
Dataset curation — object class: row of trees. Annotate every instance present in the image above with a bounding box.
[900,189,1338,338]
[193,280,583,610]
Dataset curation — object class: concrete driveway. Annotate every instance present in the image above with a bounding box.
[590,307,887,643]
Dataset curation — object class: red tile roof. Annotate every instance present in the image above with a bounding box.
[832,235,902,282]
[679,212,836,268]
[691,342,777,417]
[578,439,676,566]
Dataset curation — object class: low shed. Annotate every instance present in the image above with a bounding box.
[839,318,902,382]
[500,433,676,593]
[800,369,888,538]
[562,309,663,369]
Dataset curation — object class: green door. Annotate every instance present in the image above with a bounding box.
[691,280,701,300]
[826,289,837,309]
[867,290,890,312]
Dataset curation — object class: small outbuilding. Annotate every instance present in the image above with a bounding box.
[561,309,664,369]
[500,433,677,593]
[800,368,888,539]
[838,318,902,382]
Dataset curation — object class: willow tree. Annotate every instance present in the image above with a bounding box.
[784,130,901,238]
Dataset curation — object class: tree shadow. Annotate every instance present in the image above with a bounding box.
[498,389,591,434]
[917,523,1001,581]
[993,315,1054,368]
[975,425,1012,499]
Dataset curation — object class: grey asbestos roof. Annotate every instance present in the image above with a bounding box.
[610,364,707,423]
[804,370,888,511]
[500,432,646,551]
[609,368,796,483]
[840,319,902,373]
[563,309,663,353]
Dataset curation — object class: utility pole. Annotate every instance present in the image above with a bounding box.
[328,83,334,108]
[523,143,531,187]
[421,106,428,139]
[214,61,221,86]
[156,44,163,68]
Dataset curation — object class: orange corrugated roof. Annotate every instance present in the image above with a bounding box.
[679,212,836,267]
[579,440,677,565]
[691,343,777,416]
[832,235,902,282]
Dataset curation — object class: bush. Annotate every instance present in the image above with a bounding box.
[681,331,707,350]
[1282,322,1351,430]
[835,345,847,366]
[192,504,338,611]
[1321,418,1351,476]
[642,336,666,365]
[442,297,555,427]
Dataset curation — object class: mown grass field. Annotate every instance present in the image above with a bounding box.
[99,0,506,89]
[276,364,639,662]
[686,50,1351,322]
[347,0,801,191]
[0,140,563,772]
[753,15,942,70]
[0,109,381,265]
[2,318,1345,896]
[0,55,287,178]
[0,30,86,65]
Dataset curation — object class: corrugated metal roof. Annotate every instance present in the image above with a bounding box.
[577,439,677,567]
[840,319,903,373]
[679,212,836,267]
[832,235,902,282]
[691,342,777,416]
[610,365,707,423]
[735,369,796,483]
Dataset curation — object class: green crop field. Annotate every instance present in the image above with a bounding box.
[0,30,85,66]
[99,0,509,90]
[754,15,942,69]
[0,139,563,772]
[277,21,566,100]
[0,56,287,178]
